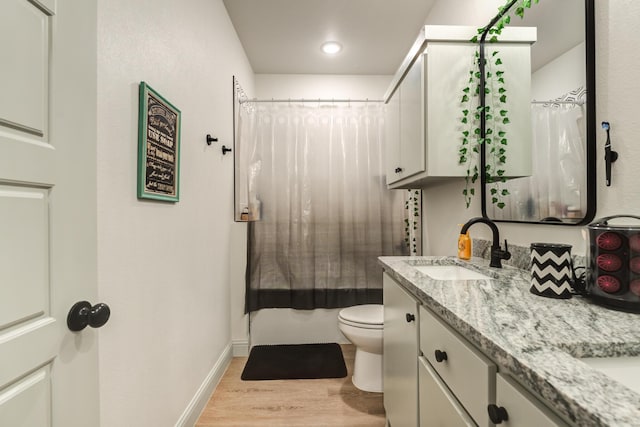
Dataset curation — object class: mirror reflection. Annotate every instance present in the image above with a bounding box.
[483,0,595,224]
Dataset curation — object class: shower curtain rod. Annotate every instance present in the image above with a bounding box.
[531,99,585,105]
[239,98,384,104]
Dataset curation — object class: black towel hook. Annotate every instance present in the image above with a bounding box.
[602,122,618,187]
[206,134,218,146]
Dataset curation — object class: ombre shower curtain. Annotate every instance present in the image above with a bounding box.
[487,101,586,222]
[237,101,412,312]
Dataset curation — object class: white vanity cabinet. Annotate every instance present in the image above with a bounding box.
[383,273,569,427]
[383,272,419,427]
[493,373,570,427]
[384,25,536,189]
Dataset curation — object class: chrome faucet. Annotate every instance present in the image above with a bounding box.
[460,217,511,268]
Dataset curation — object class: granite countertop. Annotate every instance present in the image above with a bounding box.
[378,255,640,427]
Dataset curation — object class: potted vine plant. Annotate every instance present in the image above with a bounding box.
[458,0,539,209]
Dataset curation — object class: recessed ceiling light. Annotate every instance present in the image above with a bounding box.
[321,41,342,55]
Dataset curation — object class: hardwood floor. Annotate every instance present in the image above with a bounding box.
[195,344,386,427]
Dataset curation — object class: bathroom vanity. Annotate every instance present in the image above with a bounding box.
[380,256,640,427]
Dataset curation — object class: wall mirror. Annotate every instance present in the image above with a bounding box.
[482,0,595,225]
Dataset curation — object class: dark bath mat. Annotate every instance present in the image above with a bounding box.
[241,343,347,380]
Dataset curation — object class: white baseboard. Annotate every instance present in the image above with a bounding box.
[174,343,232,427]
[232,339,249,357]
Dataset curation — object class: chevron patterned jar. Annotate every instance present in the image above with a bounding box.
[530,243,574,299]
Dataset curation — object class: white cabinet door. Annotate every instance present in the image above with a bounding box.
[0,1,100,426]
[383,273,419,427]
[419,356,476,427]
[398,54,425,179]
[385,88,402,184]
[424,42,479,178]
[385,54,425,186]
[494,373,569,427]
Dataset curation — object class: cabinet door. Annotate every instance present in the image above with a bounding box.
[383,273,419,427]
[385,88,402,184]
[398,54,425,179]
[424,42,479,178]
[419,356,476,427]
[494,373,569,427]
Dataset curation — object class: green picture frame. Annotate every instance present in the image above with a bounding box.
[137,82,181,202]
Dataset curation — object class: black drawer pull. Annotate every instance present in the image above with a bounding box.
[434,349,448,362]
[487,404,509,424]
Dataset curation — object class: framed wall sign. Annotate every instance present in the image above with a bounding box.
[137,82,181,202]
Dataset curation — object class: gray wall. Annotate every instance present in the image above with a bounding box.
[96,0,254,425]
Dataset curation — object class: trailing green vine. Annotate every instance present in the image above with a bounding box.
[404,189,420,255]
[459,0,539,209]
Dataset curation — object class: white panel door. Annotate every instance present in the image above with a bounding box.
[0,1,100,426]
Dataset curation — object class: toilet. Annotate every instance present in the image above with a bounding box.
[338,304,384,393]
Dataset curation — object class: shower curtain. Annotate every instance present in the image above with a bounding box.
[237,102,410,312]
[487,102,586,222]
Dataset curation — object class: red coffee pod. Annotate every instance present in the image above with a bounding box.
[596,232,622,251]
[597,254,622,272]
[597,275,621,293]
[630,279,640,296]
[630,234,640,252]
[630,257,640,274]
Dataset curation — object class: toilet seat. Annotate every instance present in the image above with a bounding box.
[338,304,383,330]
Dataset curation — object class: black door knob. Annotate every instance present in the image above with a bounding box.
[405,313,415,323]
[67,301,111,332]
[434,349,448,362]
[487,404,509,424]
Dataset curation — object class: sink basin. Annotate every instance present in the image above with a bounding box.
[581,356,640,394]
[415,265,491,281]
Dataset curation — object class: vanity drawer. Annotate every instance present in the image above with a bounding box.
[420,306,496,426]
[419,356,475,427]
[495,373,569,427]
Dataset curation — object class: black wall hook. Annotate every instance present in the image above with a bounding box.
[602,122,618,187]
[206,134,218,146]
[222,145,232,155]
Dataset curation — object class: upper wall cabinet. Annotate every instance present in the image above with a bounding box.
[385,26,536,189]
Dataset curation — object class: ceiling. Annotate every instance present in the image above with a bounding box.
[222,0,436,75]
[223,0,585,76]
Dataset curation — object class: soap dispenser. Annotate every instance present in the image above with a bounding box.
[458,228,471,260]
